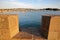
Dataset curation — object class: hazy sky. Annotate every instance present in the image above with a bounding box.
[0,0,60,9]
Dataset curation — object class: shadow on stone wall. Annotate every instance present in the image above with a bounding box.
[40,16,51,39]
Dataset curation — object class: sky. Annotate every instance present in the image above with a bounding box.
[0,0,60,9]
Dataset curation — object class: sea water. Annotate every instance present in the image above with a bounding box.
[18,10,60,28]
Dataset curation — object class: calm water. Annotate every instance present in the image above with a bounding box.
[18,10,60,27]
[1,10,60,27]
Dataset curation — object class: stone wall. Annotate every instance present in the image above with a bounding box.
[48,16,60,40]
[40,16,51,39]
[0,14,19,40]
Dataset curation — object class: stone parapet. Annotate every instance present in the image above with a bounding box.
[0,14,19,39]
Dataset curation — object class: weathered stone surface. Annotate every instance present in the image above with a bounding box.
[0,14,19,39]
[48,16,60,40]
[8,15,19,38]
[0,15,8,29]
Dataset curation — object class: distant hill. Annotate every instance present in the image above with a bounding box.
[41,8,60,11]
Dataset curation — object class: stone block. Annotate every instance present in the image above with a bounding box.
[0,14,19,39]
[48,16,60,40]
[8,15,19,38]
